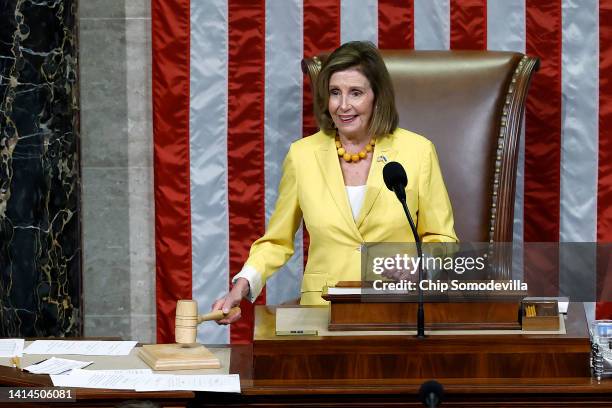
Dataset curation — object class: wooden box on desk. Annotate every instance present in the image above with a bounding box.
[522,299,561,331]
[321,281,523,331]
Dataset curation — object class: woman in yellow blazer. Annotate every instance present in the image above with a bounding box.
[213,41,457,323]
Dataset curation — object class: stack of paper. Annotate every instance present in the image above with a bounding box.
[18,339,240,393]
[24,358,92,375]
[0,339,24,357]
[52,369,146,390]
[23,340,137,356]
[51,369,240,392]
[134,374,240,392]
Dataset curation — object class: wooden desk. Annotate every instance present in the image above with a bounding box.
[208,303,612,408]
[1,304,611,407]
[0,365,194,407]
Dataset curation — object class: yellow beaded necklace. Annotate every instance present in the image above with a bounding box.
[336,136,376,163]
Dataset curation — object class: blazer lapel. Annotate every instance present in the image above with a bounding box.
[356,134,397,229]
[315,136,363,239]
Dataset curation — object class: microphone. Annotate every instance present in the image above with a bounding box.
[382,161,425,338]
[419,380,444,408]
[383,161,408,201]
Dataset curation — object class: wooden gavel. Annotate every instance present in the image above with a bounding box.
[175,300,241,344]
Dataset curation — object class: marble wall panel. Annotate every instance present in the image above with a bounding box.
[0,0,81,336]
[81,167,130,328]
[79,0,149,19]
[79,0,155,342]
[126,15,154,343]
[126,18,152,169]
[84,314,131,339]
[79,19,129,168]
[79,15,130,338]
[128,166,154,337]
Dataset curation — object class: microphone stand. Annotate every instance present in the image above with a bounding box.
[395,187,426,339]
[419,380,444,407]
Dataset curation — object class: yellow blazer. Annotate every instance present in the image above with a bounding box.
[244,128,458,305]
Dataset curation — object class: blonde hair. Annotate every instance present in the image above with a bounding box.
[314,41,399,137]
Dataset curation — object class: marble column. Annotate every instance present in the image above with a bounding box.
[0,0,81,336]
[79,0,155,342]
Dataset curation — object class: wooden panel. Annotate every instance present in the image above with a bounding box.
[253,303,590,380]
[329,302,521,331]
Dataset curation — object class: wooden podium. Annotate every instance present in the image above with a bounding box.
[321,281,524,331]
[253,303,590,381]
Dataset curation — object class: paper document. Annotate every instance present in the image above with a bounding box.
[24,340,137,356]
[25,357,92,375]
[326,287,362,295]
[70,368,152,375]
[51,370,142,390]
[0,339,24,357]
[51,369,240,393]
[135,374,241,393]
[276,307,327,336]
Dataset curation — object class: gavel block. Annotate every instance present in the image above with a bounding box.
[139,343,220,371]
[138,300,239,370]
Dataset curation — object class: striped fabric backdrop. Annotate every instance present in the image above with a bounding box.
[152,0,612,344]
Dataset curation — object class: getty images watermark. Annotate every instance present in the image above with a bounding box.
[357,242,612,302]
[370,252,526,292]
[362,242,528,297]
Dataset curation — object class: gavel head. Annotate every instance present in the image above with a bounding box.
[175,299,198,344]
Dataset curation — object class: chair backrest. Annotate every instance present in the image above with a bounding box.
[302,50,539,243]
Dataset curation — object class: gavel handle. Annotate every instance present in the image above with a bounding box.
[197,307,241,323]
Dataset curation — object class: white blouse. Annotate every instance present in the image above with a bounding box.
[345,185,367,221]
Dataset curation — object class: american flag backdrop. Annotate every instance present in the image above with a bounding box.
[151,0,612,344]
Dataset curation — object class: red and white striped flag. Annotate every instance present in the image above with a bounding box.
[152,0,612,344]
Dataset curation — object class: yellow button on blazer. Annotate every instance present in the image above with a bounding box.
[244,128,458,305]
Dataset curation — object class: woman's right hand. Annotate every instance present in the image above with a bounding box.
[211,277,250,325]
